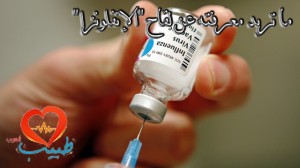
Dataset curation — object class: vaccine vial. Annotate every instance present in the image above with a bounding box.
[129,8,214,123]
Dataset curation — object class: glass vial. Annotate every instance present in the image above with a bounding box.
[129,8,214,123]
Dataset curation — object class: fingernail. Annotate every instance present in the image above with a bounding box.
[207,55,230,91]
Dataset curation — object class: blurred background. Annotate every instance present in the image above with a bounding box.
[0,0,299,167]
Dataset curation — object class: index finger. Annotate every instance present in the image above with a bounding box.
[193,5,237,53]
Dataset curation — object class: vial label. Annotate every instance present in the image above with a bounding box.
[139,19,206,75]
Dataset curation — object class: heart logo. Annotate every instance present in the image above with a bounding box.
[20,106,67,148]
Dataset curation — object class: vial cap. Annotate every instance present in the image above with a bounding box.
[129,94,167,123]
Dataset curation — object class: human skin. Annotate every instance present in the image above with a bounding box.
[0,1,251,168]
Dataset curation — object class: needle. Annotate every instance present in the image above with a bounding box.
[121,117,146,167]
[136,117,146,140]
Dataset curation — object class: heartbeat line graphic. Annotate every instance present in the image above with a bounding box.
[31,122,56,134]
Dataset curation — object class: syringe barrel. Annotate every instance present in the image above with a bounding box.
[121,138,142,168]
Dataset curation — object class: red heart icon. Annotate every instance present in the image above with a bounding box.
[20,106,67,148]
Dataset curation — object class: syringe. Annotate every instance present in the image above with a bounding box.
[120,118,146,168]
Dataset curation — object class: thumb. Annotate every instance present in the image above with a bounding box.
[29,1,158,98]
[119,1,157,70]
[104,1,158,92]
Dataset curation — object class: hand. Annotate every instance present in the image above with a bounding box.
[0,1,251,168]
